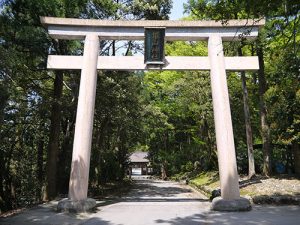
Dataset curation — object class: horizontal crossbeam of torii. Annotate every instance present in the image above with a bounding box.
[47,56,259,71]
[41,17,264,212]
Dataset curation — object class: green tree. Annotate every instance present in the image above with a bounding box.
[0,0,90,205]
[185,0,300,175]
[141,41,218,178]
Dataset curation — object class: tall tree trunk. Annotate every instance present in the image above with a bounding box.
[36,138,44,201]
[292,141,300,176]
[0,87,8,211]
[37,139,44,184]
[57,115,75,194]
[161,160,167,180]
[95,119,108,186]
[257,41,271,176]
[0,150,6,211]
[238,47,255,179]
[45,70,63,200]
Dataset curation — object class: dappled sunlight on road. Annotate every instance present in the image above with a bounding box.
[1,178,300,225]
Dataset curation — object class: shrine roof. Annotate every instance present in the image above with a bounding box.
[129,152,149,163]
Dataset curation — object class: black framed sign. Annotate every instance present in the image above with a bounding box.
[144,27,165,65]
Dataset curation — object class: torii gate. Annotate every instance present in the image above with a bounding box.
[41,17,264,212]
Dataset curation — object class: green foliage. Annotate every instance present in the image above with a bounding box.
[90,71,144,185]
[86,0,172,20]
[184,161,194,172]
[184,0,300,175]
[185,0,299,20]
[190,171,219,188]
[166,41,207,56]
[141,41,217,177]
[0,0,173,212]
[130,0,172,20]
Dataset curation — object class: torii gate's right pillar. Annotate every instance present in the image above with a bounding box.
[208,35,251,211]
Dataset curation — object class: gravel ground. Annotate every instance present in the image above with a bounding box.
[239,176,300,204]
[241,176,300,195]
[190,174,300,205]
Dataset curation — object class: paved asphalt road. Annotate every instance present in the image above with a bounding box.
[1,177,300,225]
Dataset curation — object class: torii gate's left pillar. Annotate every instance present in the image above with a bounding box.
[57,34,99,212]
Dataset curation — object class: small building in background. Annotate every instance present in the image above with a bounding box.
[129,151,152,176]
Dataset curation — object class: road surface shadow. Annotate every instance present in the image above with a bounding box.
[123,197,209,202]
[156,213,208,225]
[128,179,199,198]
[81,217,113,225]
[155,205,300,225]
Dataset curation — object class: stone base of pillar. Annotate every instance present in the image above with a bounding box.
[57,198,96,213]
[211,197,251,212]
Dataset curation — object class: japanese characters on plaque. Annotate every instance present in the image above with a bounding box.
[144,27,165,65]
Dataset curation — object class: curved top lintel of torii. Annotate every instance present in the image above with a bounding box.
[40,16,264,41]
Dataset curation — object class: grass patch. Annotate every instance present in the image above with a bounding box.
[240,189,255,196]
[190,171,219,188]
[187,171,220,197]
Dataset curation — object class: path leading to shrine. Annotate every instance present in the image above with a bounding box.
[1,177,300,225]
[83,177,210,225]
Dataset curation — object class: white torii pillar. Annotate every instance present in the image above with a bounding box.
[69,34,99,200]
[209,34,240,199]
[208,35,250,211]
[57,34,99,212]
[41,17,264,212]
